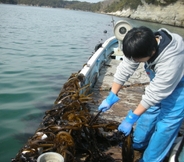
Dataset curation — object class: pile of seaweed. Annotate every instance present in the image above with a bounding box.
[12,73,133,162]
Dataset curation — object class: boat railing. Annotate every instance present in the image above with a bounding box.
[79,36,118,88]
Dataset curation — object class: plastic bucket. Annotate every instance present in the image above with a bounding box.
[37,152,64,162]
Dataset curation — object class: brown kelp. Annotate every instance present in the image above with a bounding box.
[12,72,134,162]
[120,130,134,162]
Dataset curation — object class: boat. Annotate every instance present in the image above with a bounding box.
[12,20,184,162]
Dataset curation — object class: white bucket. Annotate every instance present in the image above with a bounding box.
[37,152,64,162]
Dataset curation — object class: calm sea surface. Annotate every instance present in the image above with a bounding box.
[0,4,184,161]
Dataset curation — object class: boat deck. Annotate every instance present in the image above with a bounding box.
[90,58,150,123]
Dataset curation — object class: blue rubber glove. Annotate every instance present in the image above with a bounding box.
[98,91,119,112]
[118,110,139,136]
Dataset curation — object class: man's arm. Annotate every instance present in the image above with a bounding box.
[111,82,122,95]
[133,103,147,116]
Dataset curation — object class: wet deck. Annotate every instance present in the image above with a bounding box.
[90,58,150,123]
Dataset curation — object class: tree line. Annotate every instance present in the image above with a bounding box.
[0,0,180,12]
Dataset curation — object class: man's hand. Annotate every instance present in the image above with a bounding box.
[98,91,119,112]
[118,110,139,136]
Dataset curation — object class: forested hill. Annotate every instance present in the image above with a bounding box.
[0,0,181,12]
[0,0,101,11]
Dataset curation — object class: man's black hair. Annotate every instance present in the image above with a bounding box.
[122,26,158,59]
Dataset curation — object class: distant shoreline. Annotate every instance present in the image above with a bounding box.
[104,1,184,28]
[1,2,183,28]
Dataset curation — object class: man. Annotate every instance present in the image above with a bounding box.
[98,26,184,162]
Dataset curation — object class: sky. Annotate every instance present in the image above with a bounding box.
[77,0,104,3]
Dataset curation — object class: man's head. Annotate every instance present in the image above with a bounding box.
[122,26,158,62]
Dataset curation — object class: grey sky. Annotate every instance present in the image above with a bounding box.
[79,0,104,3]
